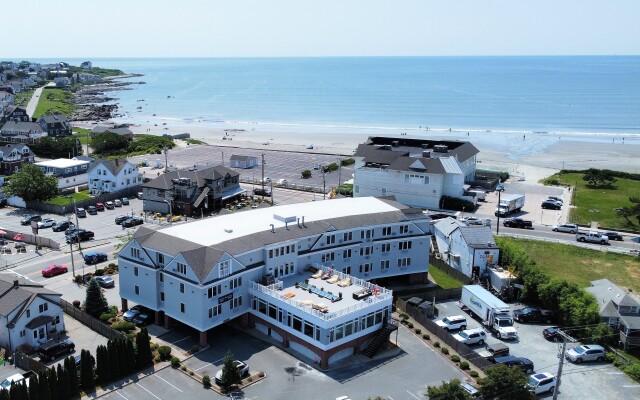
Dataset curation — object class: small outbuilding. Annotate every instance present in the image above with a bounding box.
[230,154,258,169]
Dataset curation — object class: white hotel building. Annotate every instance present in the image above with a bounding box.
[118,197,431,367]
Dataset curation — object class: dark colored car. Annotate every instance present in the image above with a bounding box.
[115,215,130,225]
[603,231,623,241]
[65,226,79,237]
[20,215,42,225]
[133,313,152,327]
[87,206,98,215]
[42,264,68,277]
[95,202,105,211]
[513,307,554,323]
[66,229,94,243]
[122,217,144,227]
[541,200,561,210]
[502,218,533,229]
[543,326,561,341]
[53,221,74,232]
[83,252,108,264]
[494,355,534,374]
[254,188,271,196]
[39,339,75,362]
[76,207,87,218]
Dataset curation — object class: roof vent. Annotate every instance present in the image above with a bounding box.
[422,151,431,158]
[224,228,233,233]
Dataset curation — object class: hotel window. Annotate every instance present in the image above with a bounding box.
[304,322,314,338]
[159,273,164,282]
[382,227,391,236]
[343,249,352,259]
[160,292,165,301]
[39,303,48,313]
[230,277,242,290]
[219,260,231,278]
[359,263,372,273]
[381,243,391,253]
[335,324,344,340]
[180,303,185,313]
[400,225,409,234]
[231,296,242,309]
[361,229,373,239]
[180,283,185,293]
[399,240,412,250]
[209,304,222,318]
[177,263,187,274]
[398,257,411,267]
[380,260,390,270]
[343,266,351,274]
[292,316,302,332]
[367,312,375,328]
[135,285,140,295]
[268,305,277,320]
[208,285,221,298]
[405,174,425,185]
[343,232,352,242]
[345,321,353,337]
[55,315,60,324]
[258,300,267,315]
[326,235,335,245]
[131,248,140,258]
[321,252,335,263]
[360,246,373,256]
[134,267,139,276]
[26,310,31,318]
[157,253,165,267]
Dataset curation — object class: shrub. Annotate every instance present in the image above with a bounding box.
[171,357,180,368]
[340,158,355,166]
[154,355,161,363]
[74,275,83,284]
[451,355,460,362]
[434,341,440,348]
[459,361,470,370]
[301,169,311,179]
[247,376,253,382]
[94,269,104,276]
[150,343,157,351]
[72,299,81,308]
[440,195,475,212]
[202,375,211,387]
[407,323,414,329]
[158,345,172,360]
[422,334,430,340]
[189,345,200,354]
[441,347,449,355]
[323,162,339,173]
[112,321,136,332]
[400,313,409,320]
[470,370,479,378]
[258,372,265,378]
[622,363,640,382]
[181,365,187,371]
[99,312,115,322]
[414,328,421,334]
[189,371,194,376]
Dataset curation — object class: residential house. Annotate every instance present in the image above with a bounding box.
[54,77,71,88]
[142,165,245,215]
[38,114,72,137]
[88,158,142,195]
[0,276,66,352]
[230,154,259,169]
[80,61,92,69]
[353,137,480,209]
[0,121,46,139]
[91,125,134,140]
[73,73,103,84]
[0,91,14,115]
[3,105,30,123]
[0,144,35,175]
[586,279,640,350]
[118,197,430,367]
[34,158,90,189]
[431,217,499,279]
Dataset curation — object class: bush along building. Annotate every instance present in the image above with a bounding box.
[118,197,431,368]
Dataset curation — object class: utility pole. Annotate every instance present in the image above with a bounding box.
[69,241,76,277]
[163,146,169,173]
[222,150,224,167]
[261,154,265,199]
[337,158,342,193]
[551,328,576,400]
[322,166,326,200]
[496,188,503,235]
[72,199,82,255]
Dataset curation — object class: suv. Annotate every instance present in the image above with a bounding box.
[453,328,486,345]
[38,339,75,361]
[541,200,561,210]
[87,206,97,215]
[565,345,605,363]
[105,201,115,210]
[95,202,105,211]
[76,207,87,218]
[494,355,534,374]
[53,220,74,232]
[552,223,578,234]
[528,372,556,395]
[20,215,42,225]
[435,315,467,331]
[502,218,533,229]
[603,231,623,241]
[66,229,94,243]
[512,307,554,323]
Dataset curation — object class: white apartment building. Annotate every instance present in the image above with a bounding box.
[88,158,142,195]
[353,137,480,209]
[118,197,431,367]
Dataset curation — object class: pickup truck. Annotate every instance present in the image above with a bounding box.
[512,307,554,323]
[502,218,533,229]
[576,231,609,245]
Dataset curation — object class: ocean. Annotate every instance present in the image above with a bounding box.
[39,56,640,137]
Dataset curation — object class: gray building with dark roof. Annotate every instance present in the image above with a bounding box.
[353,137,480,209]
[38,114,72,137]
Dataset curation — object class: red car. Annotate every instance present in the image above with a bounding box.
[42,264,68,278]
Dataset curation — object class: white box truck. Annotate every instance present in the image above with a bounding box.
[494,194,525,217]
[461,285,518,340]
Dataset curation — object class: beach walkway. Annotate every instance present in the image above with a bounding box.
[25,82,55,119]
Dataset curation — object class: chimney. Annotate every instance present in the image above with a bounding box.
[270,224,275,233]
[13,279,19,287]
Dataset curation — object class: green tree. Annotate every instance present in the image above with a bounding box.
[125,338,137,375]
[301,169,312,179]
[56,363,70,400]
[582,168,616,187]
[219,350,241,393]
[480,364,535,400]
[91,132,129,154]
[48,366,59,400]
[27,374,39,400]
[29,137,82,158]
[0,388,8,400]
[84,278,108,318]
[426,379,472,400]
[617,196,640,225]
[80,349,95,392]
[64,355,80,397]
[37,369,51,400]
[135,328,153,369]
[96,344,111,384]
[107,339,120,379]
[2,163,59,202]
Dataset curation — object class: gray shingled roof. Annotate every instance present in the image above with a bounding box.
[0,275,59,317]
[230,155,256,161]
[142,165,239,190]
[586,279,640,312]
[39,114,69,124]
[458,226,496,248]
[388,156,447,174]
[0,121,43,134]
[433,217,464,237]
[620,315,640,330]
[90,158,131,176]
[0,143,32,154]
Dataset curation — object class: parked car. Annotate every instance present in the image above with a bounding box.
[66,229,94,243]
[513,307,554,323]
[254,188,272,196]
[541,200,561,210]
[477,342,510,362]
[502,218,533,229]
[494,355,535,374]
[76,207,87,218]
[114,199,122,207]
[123,305,146,322]
[20,215,42,225]
[453,328,487,345]
[83,252,108,265]
[95,276,115,288]
[133,313,152,326]
[87,206,97,215]
[435,315,467,331]
[53,221,74,232]
[137,192,143,200]
[552,223,578,234]
[528,372,556,395]
[565,345,605,363]
[495,183,505,191]
[105,201,115,210]
[542,326,561,341]
[115,215,130,225]
[65,226,79,237]
[603,231,623,241]
[121,197,130,205]
[214,360,249,384]
[42,264,68,277]
[122,216,144,227]
[95,202,105,211]
[38,339,75,362]
[547,196,564,204]
[37,218,57,229]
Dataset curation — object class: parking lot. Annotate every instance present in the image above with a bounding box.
[434,299,640,399]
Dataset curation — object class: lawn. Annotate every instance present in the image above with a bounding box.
[429,265,464,289]
[47,191,92,206]
[73,127,92,145]
[496,237,640,293]
[34,88,76,118]
[14,88,35,106]
[542,172,640,230]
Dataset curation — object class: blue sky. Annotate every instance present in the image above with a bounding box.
[6,0,639,57]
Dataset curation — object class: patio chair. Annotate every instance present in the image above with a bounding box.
[299,300,314,307]
[313,303,329,313]
[327,275,340,284]
[337,277,351,287]
[311,269,324,279]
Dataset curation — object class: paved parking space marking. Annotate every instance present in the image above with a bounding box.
[406,390,421,399]
[114,391,128,399]
[136,383,162,400]
[193,362,211,372]
[170,335,192,345]
[155,374,183,392]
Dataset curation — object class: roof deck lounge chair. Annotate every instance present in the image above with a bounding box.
[326,275,340,284]
[313,303,329,313]
[337,277,351,287]
[311,269,324,279]
[299,300,314,307]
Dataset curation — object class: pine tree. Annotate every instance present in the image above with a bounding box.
[96,345,112,384]
[27,374,39,400]
[125,339,136,375]
[107,339,120,379]
[84,278,109,318]
[80,349,95,392]
[64,356,80,397]
[219,350,241,393]
[37,370,52,400]
[48,366,60,400]
[8,383,20,400]
[0,388,9,400]
[57,363,70,400]
[117,339,128,375]
[135,328,153,369]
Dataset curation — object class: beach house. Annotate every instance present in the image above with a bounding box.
[230,154,259,169]
[88,158,142,195]
[0,121,46,140]
[0,144,35,175]
[38,114,72,137]
[34,158,91,189]
[90,125,134,141]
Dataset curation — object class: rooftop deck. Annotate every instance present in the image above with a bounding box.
[249,265,392,321]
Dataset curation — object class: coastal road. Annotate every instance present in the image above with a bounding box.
[25,82,55,118]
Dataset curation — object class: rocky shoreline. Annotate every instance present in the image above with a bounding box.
[71,73,145,123]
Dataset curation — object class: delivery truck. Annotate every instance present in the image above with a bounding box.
[461,285,518,340]
[494,194,525,217]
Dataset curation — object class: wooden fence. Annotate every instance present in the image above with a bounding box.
[430,256,473,285]
[60,299,127,342]
[397,298,494,371]
[26,186,141,215]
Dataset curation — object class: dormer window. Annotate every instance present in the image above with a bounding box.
[219,260,231,278]
[177,262,187,274]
